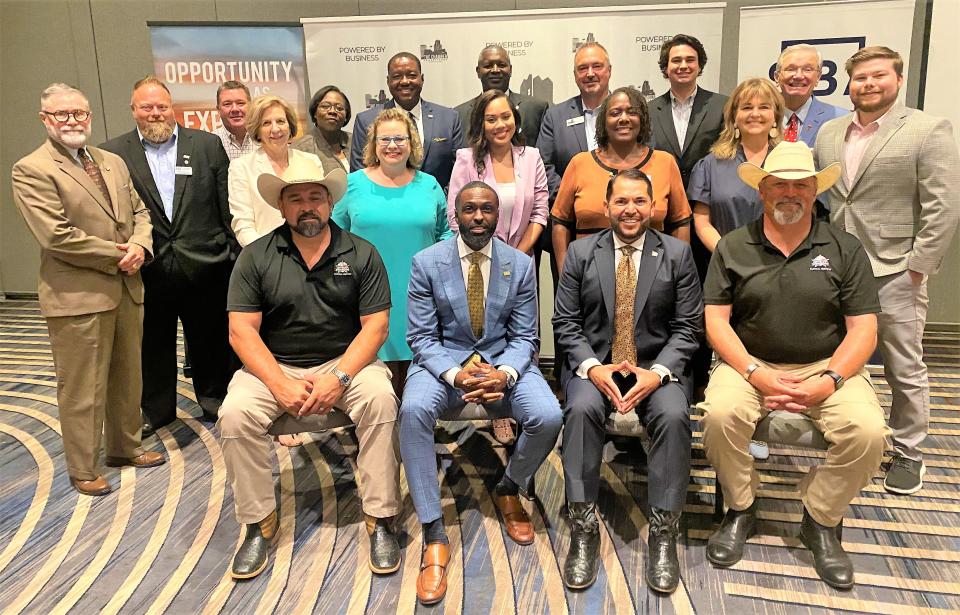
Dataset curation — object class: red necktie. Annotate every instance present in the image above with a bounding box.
[784,114,800,142]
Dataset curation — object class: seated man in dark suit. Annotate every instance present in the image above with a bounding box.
[350,52,462,190]
[553,169,702,593]
[400,181,562,606]
[456,45,548,147]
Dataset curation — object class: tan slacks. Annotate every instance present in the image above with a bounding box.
[218,358,401,524]
[46,287,144,480]
[699,358,889,527]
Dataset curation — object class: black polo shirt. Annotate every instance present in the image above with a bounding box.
[227,222,391,367]
[703,218,879,364]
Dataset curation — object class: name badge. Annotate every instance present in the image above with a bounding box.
[175,166,193,176]
[566,116,585,127]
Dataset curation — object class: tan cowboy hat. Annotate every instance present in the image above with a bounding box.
[257,157,347,209]
[737,141,841,194]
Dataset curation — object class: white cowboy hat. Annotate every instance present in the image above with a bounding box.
[257,157,347,210]
[737,141,841,194]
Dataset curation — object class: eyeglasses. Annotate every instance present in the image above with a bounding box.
[42,110,90,123]
[377,135,410,146]
[318,102,346,113]
[781,66,820,77]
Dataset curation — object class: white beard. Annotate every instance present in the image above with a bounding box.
[47,124,89,149]
[773,203,805,225]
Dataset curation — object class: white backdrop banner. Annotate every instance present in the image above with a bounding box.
[738,0,915,109]
[302,4,725,130]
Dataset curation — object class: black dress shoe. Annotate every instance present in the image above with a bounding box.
[365,515,401,574]
[799,508,854,590]
[706,500,757,567]
[564,502,601,589]
[141,419,156,439]
[646,508,681,593]
[231,511,279,579]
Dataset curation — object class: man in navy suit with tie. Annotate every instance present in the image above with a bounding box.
[350,52,462,190]
[399,181,562,606]
[774,44,847,147]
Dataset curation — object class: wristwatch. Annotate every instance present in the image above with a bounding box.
[821,369,844,390]
[743,362,760,382]
[332,367,352,388]
[504,371,517,389]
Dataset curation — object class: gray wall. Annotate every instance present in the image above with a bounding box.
[2,0,954,322]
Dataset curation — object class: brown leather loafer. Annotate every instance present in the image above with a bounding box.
[495,494,535,545]
[71,475,111,496]
[105,451,166,468]
[416,542,450,605]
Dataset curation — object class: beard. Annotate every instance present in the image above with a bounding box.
[291,213,325,238]
[772,202,805,225]
[47,123,90,149]
[461,224,495,251]
[140,121,174,144]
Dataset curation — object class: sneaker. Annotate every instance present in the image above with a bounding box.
[749,440,769,460]
[883,455,925,495]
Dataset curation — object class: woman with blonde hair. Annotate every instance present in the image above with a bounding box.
[333,107,451,396]
[689,78,785,252]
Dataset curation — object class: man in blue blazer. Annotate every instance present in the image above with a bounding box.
[774,44,848,147]
[400,181,562,606]
[350,52,463,189]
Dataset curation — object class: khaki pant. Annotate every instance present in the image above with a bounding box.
[699,358,889,527]
[218,358,400,524]
[46,287,144,480]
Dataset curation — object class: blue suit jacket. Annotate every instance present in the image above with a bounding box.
[538,95,588,202]
[799,97,849,148]
[406,237,539,381]
[349,98,463,189]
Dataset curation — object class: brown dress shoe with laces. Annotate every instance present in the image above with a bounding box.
[71,475,111,496]
[495,494,535,544]
[105,451,166,468]
[416,542,450,605]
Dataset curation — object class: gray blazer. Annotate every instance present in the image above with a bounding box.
[538,95,588,201]
[814,102,960,277]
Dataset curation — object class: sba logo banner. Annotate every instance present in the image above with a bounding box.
[768,37,866,97]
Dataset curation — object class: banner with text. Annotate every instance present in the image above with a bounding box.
[738,0,915,109]
[302,5,725,131]
[149,25,309,136]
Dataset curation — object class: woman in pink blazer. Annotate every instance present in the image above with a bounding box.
[447,90,548,255]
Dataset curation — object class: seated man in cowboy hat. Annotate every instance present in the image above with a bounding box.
[699,141,889,589]
[218,157,402,579]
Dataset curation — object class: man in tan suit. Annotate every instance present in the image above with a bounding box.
[815,47,960,495]
[11,83,166,496]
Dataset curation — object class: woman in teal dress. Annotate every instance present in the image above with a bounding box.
[333,107,451,396]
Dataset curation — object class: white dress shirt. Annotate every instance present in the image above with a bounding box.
[441,236,520,387]
[670,86,697,152]
[582,97,601,152]
[403,100,424,138]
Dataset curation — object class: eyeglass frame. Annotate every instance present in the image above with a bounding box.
[376,135,410,146]
[42,109,91,123]
[317,102,346,113]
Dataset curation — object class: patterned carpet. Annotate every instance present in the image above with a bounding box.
[0,299,958,614]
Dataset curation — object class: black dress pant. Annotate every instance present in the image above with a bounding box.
[141,258,237,427]
[561,374,691,512]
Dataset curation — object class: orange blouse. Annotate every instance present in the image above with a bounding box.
[551,149,692,238]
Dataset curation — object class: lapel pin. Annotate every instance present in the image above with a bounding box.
[503,270,511,278]
[651,250,659,257]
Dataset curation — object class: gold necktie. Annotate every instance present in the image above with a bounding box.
[467,252,485,338]
[611,245,637,368]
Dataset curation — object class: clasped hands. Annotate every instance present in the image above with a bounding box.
[455,362,509,404]
[272,372,344,417]
[751,367,835,412]
[117,243,145,275]
[588,361,661,414]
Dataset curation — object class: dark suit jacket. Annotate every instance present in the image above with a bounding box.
[456,91,548,149]
[100,125,236,286]
[349,98,463,189]
[552,228,703,388]
[649,88,727,188]
[538,95,589,201]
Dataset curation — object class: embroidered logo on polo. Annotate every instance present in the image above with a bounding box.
[810,254,832,271]
[334,261,351,276]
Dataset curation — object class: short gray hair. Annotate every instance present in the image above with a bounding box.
[40,83,88,108]
[775,44,823,74]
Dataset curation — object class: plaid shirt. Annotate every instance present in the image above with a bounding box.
[213,125,257,161]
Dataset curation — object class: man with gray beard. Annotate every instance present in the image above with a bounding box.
[698,141,889,589]
[101,76,238,436]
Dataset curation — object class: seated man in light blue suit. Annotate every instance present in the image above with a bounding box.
[774,44,848,147]
[350,51,462,190]
[400,180,562,606]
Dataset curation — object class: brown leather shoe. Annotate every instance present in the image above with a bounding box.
[71,475,111,496]
[105,451,166,468]
[416,542,450,605]
[495,494,535,545]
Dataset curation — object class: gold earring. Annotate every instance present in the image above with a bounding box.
[769,127,779,138]
[734,127,740,139]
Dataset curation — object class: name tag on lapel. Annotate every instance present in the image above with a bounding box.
[566,116,585,127]
[175,166,193,176]
[432,137,448,142]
